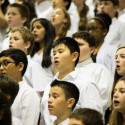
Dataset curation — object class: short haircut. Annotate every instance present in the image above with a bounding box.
[0,74,19,105]
[0,48,28,76]
[64,0,71,10]
[0,90,11,125]
[52,37,80,66]
[11,27,35,55]
[72,31,96,47]
[7,3,30,27]
[51,79,79,110]
[70,108,104,125]
[98,0,119,6]
[92,12,112,31]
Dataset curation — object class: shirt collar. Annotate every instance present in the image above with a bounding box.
[54,69,79,81]
[54,118,69,125]
[76,58,93,67]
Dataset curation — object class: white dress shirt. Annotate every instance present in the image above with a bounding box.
[41,68,103,125]
[118,9,125,24]
[76,58,113,112]
[32,52,54,78]
[35,0,52,20]
[96,42,117,76]
[1,31,10,50]
[11,80,40,125]
[12,116,22,125]
[104,17,125,48]
[23,55,53,91]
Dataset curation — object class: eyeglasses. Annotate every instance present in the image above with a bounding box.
[0,61,16,68]
[86,26,103,32]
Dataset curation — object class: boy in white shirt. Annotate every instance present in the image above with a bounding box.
[41,37,103,125]
[72,31,113,113]
[97,0,125,48]
[9,27,52,96]
[0,48,40,125]
[48,79,79,125]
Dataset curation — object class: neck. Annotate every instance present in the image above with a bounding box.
[37,42,44,55]
[54,24,62,36]
[15,75,22,83]
[56,110,70,125]
[58,68,74,80]
[94,40,104,54]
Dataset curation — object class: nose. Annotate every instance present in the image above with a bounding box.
[32,27,36,33]
[100,3,104,10]
[48,97,52,104]
[9,37,13,44]
[113,91,119,99]
[0,64,5,72]
[116,56,120,63]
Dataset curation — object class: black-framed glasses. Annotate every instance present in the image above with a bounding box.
[0,61,16,68]
[86,26,103,32]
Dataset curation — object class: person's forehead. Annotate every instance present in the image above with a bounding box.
[0,56,14,62]
[54,43,68,50]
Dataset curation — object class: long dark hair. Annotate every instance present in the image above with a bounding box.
[31,18,55,68]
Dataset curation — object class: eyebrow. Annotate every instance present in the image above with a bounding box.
[53,48,64,52]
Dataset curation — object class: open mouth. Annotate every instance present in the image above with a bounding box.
[9,45,13,48]
[34,34,38,38]
[48,105,53,110]
[116,65,120,69]
[54,60,59,65]
[114,100,120,106]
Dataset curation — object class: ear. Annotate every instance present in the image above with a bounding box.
[21,17,27,25]
[90,46,95,54]
[24,41,31,50]
[72,52,79,63]
[17,62,24,72]
[67,98,75,109]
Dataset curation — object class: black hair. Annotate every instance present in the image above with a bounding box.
[0,48,28,76]
[0,90,11,125]
[51,79,79,110]
[70,108,104,125]
[99,0,119,6]
[94,12,112,31]
[72,31,96,47]
[52,37,80,66]
[0,74,19,105]
[31,18,55,68]
[19,0,37,24]
[7,3,30,28]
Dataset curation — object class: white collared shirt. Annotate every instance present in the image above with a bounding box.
[104,17,125,48]
[11,80,40,125]
[41,69,103,125]
[118,9,125,23]
[12,116,22,125]
[35,0,52,20]
[76,58,113,112]
[96,41,117,76]
[23,55,53,91]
